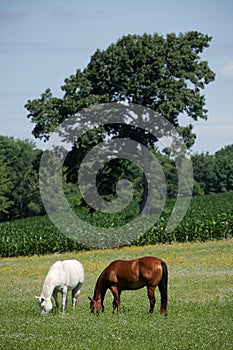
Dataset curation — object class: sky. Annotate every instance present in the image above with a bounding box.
[0,0,232,154]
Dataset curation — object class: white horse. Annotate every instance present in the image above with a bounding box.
[35,259,84,315]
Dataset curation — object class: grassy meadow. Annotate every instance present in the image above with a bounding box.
[0,239,232,350]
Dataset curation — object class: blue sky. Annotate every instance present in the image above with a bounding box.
[0,0,232,154]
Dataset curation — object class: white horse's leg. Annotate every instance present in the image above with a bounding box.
[53,291,59,308]
[62,286,68,314]
[72,283,83,309]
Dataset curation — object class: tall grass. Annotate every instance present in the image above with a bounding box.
[0,240,232,349]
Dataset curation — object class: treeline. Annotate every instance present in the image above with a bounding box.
[192,146,233,194]
[0,135,233,221]
[0,136,44,221]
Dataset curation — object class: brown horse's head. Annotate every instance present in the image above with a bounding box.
[88,297,104,314]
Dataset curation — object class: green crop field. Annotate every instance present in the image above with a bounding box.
[0,239,232,350]
[0,192,232,257]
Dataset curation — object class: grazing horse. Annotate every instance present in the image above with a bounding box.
[89,256,168,315]
[35,259,84,315]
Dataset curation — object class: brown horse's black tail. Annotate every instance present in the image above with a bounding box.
[158,261,168,316]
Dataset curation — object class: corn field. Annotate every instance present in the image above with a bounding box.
[0,192,232,257]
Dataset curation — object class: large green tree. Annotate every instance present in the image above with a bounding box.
[25,32,215,214]
[26,31,215,145]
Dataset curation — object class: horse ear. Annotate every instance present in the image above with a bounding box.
[88,296,93,301]
[35,295,39,300]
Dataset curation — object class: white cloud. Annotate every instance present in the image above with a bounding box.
[221,61,233,80]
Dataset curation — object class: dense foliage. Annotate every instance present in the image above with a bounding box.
[0,192,232,257]
[192,145,233,194]
[0,136,44,221]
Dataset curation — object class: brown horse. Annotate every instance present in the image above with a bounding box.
[89,256,168,315]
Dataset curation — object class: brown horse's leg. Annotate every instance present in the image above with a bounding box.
[158,261,168,316]
[110,286,121,311]
[147,286,156,314]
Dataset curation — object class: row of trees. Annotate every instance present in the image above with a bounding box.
[0,134,232,221]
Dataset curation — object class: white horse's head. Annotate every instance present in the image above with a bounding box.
[35,296,53,314]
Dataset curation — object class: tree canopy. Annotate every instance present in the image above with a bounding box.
[25,31,215,148]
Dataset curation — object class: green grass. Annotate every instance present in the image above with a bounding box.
[0,239,232,349]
